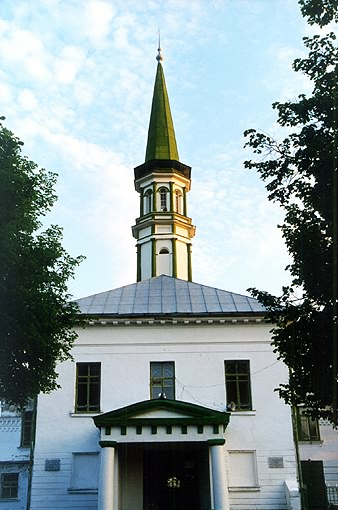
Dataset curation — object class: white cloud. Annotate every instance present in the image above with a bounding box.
[18,89,38,110]
[54,45,86,84]
[0,25,51,83]
[0,83,12,104]
[83,0,115,45]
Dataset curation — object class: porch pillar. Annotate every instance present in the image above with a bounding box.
[98,441,116,510]
[208,439,229,510]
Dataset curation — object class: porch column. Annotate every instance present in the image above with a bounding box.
[98,441,116,510]
[208,439,229,510]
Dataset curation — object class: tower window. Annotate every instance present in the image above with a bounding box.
[225,360,252,411]
[159,248,169,254]
[159,188,168,211]
[150,361,175,399]
[144,189,152,214]
[75,363,101,413]
[175,190,182,214]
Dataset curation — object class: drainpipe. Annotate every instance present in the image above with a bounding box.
[26,395,38,510]
[291,404,306,510]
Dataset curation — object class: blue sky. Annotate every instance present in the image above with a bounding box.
[0,0,328,299]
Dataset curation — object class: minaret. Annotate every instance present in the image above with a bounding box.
[132,45,196,282]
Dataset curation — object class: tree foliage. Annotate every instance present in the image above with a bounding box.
[299,0,338,27]
[0,119,84,407]
[244,2,338,424]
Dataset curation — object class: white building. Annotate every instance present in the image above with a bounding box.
[0,401,32,510]
[27,48,301,510]
[28,274,301,510]
[4,49,336,510]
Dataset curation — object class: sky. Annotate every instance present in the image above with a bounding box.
[0,0,328,300]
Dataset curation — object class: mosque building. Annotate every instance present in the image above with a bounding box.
[2,47,337,510]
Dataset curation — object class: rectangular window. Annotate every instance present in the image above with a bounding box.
[228,451,258,488]
[225,360,252,411]
[0,473,19,499]
[150,362,175,400]
[21,410,33,447]
[70,453,99,491]
[75,363,101,413]
[297,408,320,441]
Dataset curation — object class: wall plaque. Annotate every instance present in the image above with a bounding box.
[45,459,60,471]
[268,456,284,468]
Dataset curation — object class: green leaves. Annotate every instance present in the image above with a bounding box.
[244,5,338,425]
[0,120,84,406]
[299,0,338,27]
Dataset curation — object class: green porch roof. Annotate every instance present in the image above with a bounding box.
[145,63,179,162]
[93,399,231,428]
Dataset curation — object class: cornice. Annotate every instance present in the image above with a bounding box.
[84,316,266,327]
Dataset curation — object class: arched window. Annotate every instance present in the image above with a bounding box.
[175,190,182,214]
[159,188,168,211]
[157,247,171,276]
[144,189,152,214]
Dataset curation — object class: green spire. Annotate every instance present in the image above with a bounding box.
[145,61,179,162]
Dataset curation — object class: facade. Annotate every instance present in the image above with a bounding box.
[29,283,300,510]
[0,402,31,510]
[2,49,337,510]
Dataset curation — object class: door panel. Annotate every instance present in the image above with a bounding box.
[301,460,328,510]
[143,447,201,510]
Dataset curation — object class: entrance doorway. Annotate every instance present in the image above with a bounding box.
[301,460,328,510]
[143,444,208,510]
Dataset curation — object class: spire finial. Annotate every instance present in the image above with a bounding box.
[156,29,163,63]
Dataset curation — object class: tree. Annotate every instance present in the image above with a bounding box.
[0,118,84,407]
[243,0,338,425]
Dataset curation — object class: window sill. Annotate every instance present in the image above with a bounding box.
[69,412,102,417]
[298,440,323,445]
[229,411,256,416]
[0,498,19,502]
[68,489,98,494]
[229,486,260,492]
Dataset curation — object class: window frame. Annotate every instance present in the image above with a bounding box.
[0,473,19,499]
[175,189,182,214]
[144,189,153,214]
[75,362,101,413]
[296,407,320,441]
[69,452,100,493]
[150,361,175,400]
[228,450,259,489]
[158,187,168,211]
[224,360,252,411]
[20,410,33,448]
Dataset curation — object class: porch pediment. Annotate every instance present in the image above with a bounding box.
[93,399,230,428]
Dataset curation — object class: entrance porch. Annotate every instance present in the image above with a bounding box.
[93,399,231,510]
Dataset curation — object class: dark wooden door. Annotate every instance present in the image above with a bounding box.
[301,460,328,510]
[143,448,200,510]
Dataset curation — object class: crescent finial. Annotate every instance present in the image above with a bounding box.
[156,29,163,62]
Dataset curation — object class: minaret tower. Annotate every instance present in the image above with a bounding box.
[132,44,196,282]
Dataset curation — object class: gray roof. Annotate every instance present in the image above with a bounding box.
[76,275,265,317]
